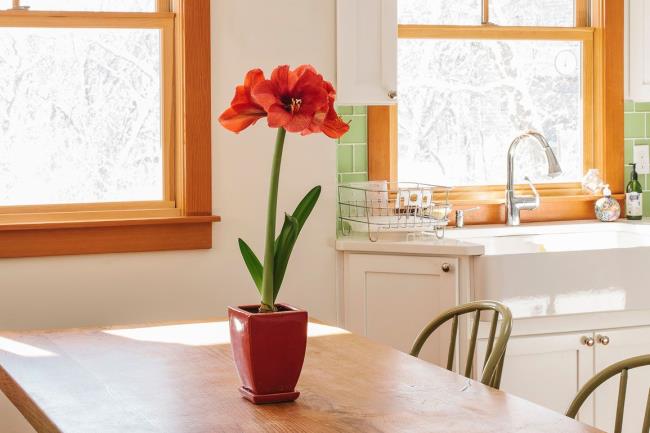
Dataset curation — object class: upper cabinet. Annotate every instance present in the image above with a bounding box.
[628,0,650,101]
[336,0,397,105]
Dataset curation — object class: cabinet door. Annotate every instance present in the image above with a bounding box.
[629,0,650,100]
[481,332,594,423]
[592,326,650,433]
[336,0,397,105]
[342,253,458,366]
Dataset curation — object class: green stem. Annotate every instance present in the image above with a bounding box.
[260,127,286,313]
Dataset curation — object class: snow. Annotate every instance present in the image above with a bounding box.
[397,1,582,186]
[0,27,162,205]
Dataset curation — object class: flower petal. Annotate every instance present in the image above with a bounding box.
[284,112,313,133]
[320,106,350,139]
[244,68,265,88]
[252,79,281,111]
[267,104,292,128]
[218,106,265,133]
[270,65,291,97]
[219,68,268,133]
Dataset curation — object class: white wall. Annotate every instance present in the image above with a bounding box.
[0,1,338,430]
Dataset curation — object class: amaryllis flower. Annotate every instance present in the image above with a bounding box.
[219,65,349,139]
[218,69,267,133]
[252,65,349,139]
[219,64,348,315]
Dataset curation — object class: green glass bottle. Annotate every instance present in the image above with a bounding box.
[626,163,643,220]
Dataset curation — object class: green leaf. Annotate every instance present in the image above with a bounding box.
[273,213,300,302]
[238,238,263,294]
[292,186,321,230]
[273,186,321,301]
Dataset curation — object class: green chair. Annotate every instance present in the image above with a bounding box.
[566,355,650,433]
[409,300,513,389]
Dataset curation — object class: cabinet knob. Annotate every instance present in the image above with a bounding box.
[581,336,595,347]
[441,263,451,273]
[388,90,397,100]
[596,335,610,346]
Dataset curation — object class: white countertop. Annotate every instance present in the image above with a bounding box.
[336,219,650,256]
[335,232,484,256]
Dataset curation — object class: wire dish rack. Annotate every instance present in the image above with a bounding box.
[338,181,452,242]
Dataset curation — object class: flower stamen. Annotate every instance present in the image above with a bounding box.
[283,97,302,115]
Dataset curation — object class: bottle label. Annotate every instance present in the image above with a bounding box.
[626,192,643,217]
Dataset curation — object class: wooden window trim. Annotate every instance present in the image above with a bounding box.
[0,0,219,258]
[369,0,624,225]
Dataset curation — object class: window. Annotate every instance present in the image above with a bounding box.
[398,0,589,187]
[0,1,216,257]
[398,37,585,186]
[369,0,623,224]
[1,26,165,205]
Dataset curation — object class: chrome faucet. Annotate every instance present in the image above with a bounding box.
[506,131,563,226]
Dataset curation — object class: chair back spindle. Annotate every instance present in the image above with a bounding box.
[565,355,650,433]
[410,301,512,389]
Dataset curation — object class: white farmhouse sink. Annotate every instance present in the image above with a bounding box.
[444,221,650,318]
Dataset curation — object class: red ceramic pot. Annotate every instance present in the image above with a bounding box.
[228,303,308,404]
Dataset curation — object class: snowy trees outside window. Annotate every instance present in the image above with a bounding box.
[397,0,583,186]
[0,26,163,206]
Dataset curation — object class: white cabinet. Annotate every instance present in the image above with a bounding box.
[592,327,650,433]
[628,0,650,100]
[482,332,594,424]
[336,0,397,105]
[486,325,650,433]
[341,253,458,366]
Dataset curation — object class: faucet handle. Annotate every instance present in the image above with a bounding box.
[455,207,480,228]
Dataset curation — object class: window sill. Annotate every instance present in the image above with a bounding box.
[0,215,221,258]
[450,193,624,206]
[451,195,624,226]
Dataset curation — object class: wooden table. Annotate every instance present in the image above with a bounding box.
[0,321,603,433]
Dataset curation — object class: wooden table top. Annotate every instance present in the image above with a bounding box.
[0,321,603,433]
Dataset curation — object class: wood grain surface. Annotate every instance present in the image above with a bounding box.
[0,321,604,433]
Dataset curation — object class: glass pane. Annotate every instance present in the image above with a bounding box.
[0,0,156,12]
[490,0,576,27]
[398,0,481,25]
[0,28,163,206]
[398,39,583,186]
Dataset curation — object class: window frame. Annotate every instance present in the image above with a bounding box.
[369,0,624,225]
[0,0,218,258]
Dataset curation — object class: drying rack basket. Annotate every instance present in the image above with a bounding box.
[338,181,452,242]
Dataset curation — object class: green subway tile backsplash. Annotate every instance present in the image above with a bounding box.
[353,106,367,115]
[339,115,367,144]
[625,113,646,138]
[625,140,634,164]
[337,106,354,116]
[644,192,650,216]
[336,106,368,184]
[340,173,368,183]
[636,102,650,112]
[337,144,353,173]
[625,100,650,216]
[354,145,368,172]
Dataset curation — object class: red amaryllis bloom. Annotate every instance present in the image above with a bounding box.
[252,65,349,139]
[300,78,350,139]
[218,69,267,133]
